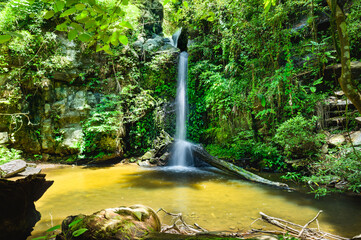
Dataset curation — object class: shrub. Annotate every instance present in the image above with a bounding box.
[273,115,325,159]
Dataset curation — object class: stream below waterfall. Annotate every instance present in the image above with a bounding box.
[28,164,361,239]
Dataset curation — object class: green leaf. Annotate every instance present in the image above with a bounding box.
[44,10,55,19]
[102,44,113,55]
[85,20,97,29]
[183,1,188,8]
[310,86,316,93]
[54,0,65,12]
[118,35,128,45]
[121,0,128,5]
[110,31,119,46]
[92,5,104,13]
[60,7,77,17]
[46,225,61,232]
[78,33,92,42]
[56,22,68,31]
[72,228,88,237]
[133,211,142,221]
[119,21,133,29]
[71,22,83,32]
[31,237,47,240]
[75,3,86,10]
[163,0,170,5]
[68,29,78,41]
[68,218,83,227]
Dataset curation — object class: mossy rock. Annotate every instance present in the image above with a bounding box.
[56,205,161,240]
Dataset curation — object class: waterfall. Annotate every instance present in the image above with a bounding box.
[169,52,194,167]
[171,28,182,48]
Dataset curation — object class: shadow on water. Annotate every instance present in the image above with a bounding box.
[117,166,229,190]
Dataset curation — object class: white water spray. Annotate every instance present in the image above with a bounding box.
[169,52,194,167]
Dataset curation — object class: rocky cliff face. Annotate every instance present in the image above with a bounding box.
[0,0,179,163]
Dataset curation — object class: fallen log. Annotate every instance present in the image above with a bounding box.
[190,144,290,189]
[257,212,348,240]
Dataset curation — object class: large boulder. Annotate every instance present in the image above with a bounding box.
[56,205,161,240]
[350,131,361,146]
[328,134,345,147]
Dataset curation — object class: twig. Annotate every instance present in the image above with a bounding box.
[298,210,323,238]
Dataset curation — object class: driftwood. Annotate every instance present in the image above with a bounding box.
[191,144,290,189]
[252,211,349,240]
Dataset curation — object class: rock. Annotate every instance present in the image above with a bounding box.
[18,167,42,176]
[355,117,361,125]
[350,131,361,146]
[138,160,151,167]
[0,174,53,240]
[328,134,345,147]
[0,159,27,178]
[0,132,9,144]
[143,36,163,52]
[59,126,83,154]
[141,150,156,160]
[352,234,361,240]
[56,205,161,240]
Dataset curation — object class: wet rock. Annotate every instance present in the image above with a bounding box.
[0,132,9,144]
[56,205,161,240]
[328,134,345,147]
[352,234,361,240]
[58,126,83,154]
[350,131,361,146]
[0,159,27,178]
[321,144,328,154]
[138,160,151,167]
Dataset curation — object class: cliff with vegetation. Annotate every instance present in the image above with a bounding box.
[1,0,361,196]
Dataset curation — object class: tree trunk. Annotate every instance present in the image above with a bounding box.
[190,144,290,189]
[326,0,361,113]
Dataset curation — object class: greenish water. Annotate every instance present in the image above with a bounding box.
[29,164,361,239]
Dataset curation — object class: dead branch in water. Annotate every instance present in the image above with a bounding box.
[157,208,208,235]
[250,211,348,240]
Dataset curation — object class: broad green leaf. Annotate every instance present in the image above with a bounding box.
[60,7,76,17]
[310,86,316,93]
[85,19,96,29]
[110,31,119,46]
[183,1,188,8]
[75,10,88,20]
[66,0,77,7]
[78,33,92,42]
[68,29,78,41]
[119,21,133,29]
[102,44,113,55]
[44,10,55,19]
[68,218,83,227]
[121,0,128,5]
[56,22,68,31]
[75,3,86,10]
[118,35,128,45]
[71,22,83,32]
[27,0,35,4]
[163,0,170,5]
[54,0,65,12]
[6,32,23,38]
[207,16,214,21]
[46,225,61,232]
[96,44,103,52]
[92,5,104,13]
[72,228,88,237]
[77,16,90,23]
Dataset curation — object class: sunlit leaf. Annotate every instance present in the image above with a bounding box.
[110,31,119,46]
[118,35,128,45]
[71,22,83,32]
[119,21,133,29]
[78,33,92,42]
[72,228,88,237]
[60,7,76,17]
[75,3,86,10]
[133,211,142,221]
[121,0,128,5]
[310,86,316,93]
[54,0,65,12]
[75,10,88,20]
[0,35,12,44]
[46,225,61,232]
[68,29,78,41]
[68,219,83,227]
[44,10,55,19]
[183,1,188,8]
[163,0,170,4]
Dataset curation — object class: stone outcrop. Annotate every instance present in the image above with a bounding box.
[0,174,53,240]
[0,159,27,178]
[56,205,161,240]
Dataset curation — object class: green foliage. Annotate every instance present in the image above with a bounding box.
[0,145,22,165]
[273,116,325,159]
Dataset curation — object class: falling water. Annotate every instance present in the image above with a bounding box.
[169,52,194,167]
